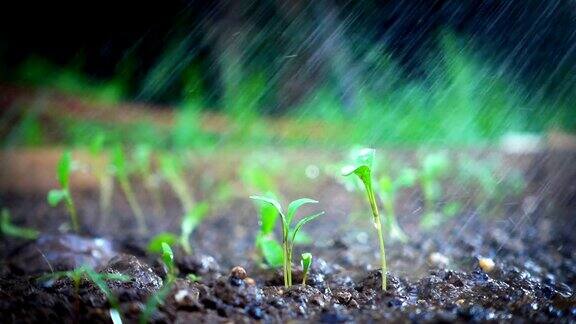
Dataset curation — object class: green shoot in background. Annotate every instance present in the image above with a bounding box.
[1,208,39,240]
[89,133,114,221]
[301,252,312,286]
[112,145,147,233]
[377,168,417,243]
[342,148,387,291]
[133,145,165,218]
[47,151,80,232]
[418,152,452,229]
[160,153,194,213]
[250,195,323,287]
[180,202,209,254]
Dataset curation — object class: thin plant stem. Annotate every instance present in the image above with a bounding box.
[65,193,79,232]
[367,187,387,291]
[120,180,147,233]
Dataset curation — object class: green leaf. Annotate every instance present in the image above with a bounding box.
[422,153,449,179]
[291,212,324,247]
[250,195,283,216]
[379,176,394,194]
[396,168,418,188]
[259,237,283,268]
[47,189,67,207]
[89,133,106,156]
[181,203,209,238]
[301,252,312,273]
[286,198,318,226]
[1,209,40,240]
[57,151,72,187]
[147,232,179,254]
[161,242,175,275]
[442,201,462,218]
[259,203,279,235]
[133,145,152,174]
[159,154,181,180]
[112,145,127,177]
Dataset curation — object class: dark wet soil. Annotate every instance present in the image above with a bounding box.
[1,150,575,323]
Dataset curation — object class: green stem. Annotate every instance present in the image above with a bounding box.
[65,192,79,232]
[120,179,147,233]
[367,187,387,291]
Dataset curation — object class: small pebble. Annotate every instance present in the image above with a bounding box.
[230,266,247,279]
[244,277,256,286]
[478,257,495,272]
[429,252,449,267]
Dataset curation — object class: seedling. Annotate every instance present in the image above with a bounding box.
[376,168,417,242]
[301,252,312,286]
[250,196,324,287]
[147,202,209,255]
[180,202,209,254]
[1,208,39,240]
[112,145,147,233]
[160,153,194,213]
[140,243,175,324]
[253,196,283,268]
[133,145,165,218]
[47,151,80,232]
[89,133,114,219]
[342,148,387,291]
[418,152,450,229]
[37,265,129,322]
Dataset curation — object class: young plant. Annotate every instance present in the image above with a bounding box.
[376,168,417,243]
[47,151,80,232]
[418,152,450,229]
[147,202,209,255]
[1,208,40,240]
[301,252,312,286]
[38,265,129,322]
[342,148,387,291]
[253,197,283,268]
[89,133,114,220]
[160,153,194,213]
[140,243,175,324]
[180,202,209,254]
[133,145,165,218]
[112,145,147,233]
[249,196,324,287]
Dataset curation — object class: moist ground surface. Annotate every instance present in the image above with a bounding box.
[1,151,575,323]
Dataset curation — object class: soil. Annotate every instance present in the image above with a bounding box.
[1,149,575,323]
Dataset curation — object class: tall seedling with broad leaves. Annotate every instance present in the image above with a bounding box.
[112,145,147,233]
[250,196,323,287]
[47,151,80,232]
[342,148,388,291]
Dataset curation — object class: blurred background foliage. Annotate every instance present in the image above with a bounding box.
[0,0,574,148]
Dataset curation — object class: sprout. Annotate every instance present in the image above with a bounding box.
[47,151,80,232]
[133,145,165,218]
[89,132,114,220]
[342,148,387,291]
[301,252,312,286]
[250,196,324,287]
[139,243,175,323]
[253,197,283,268]
[418,152,450,229]
[376,168,417,242]
[160,153,194,213]
[1,208,39,240]
[112,145,147,233]
[37,265,129,322]
[180,202,209,254]
[161,242,176,282]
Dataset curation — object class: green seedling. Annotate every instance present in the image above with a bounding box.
[160,153,194,213]
[47,151,80,232]
[377,168,417,243]
[133,145,165,218]
[139,243,175,324]
[147,202,209,255]
[89,133,114,220]
[1,208,40,239]
[301,252,312,286]
[250,195,324,287]
[180,202,209,254]
[342,148,387,291]
[112,145,147,233]
[418,153,450,229]
[38,265,129,322]
[253,196,283,268]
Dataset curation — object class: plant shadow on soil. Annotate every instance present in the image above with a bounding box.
[0,151,575,323]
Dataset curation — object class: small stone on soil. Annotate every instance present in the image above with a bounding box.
[478,257,496,272]
[230,266,247,279]
[429,252,449,267]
